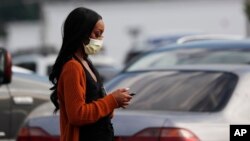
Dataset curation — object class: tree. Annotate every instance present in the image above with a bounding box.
[0,0,41,38]
[245,0,250,20]
[245,0,250,36]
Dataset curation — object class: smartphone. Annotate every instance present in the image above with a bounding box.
[129,93,136,96]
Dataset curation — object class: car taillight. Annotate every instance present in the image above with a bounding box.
[115,127,200,141]
[17,127,59,141]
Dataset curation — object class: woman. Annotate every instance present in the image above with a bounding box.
[49,7,132,141]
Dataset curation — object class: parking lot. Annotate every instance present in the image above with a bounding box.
[1,0,250,141]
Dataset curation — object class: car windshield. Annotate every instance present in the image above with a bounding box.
[106,71,237,112]
[126,48,250,71]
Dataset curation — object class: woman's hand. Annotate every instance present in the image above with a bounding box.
[111,88,133,108]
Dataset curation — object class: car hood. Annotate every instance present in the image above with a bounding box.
[9,72,50,93]
[112,109,225,136]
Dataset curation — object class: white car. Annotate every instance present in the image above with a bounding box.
[16,64,250,141]
[13,54,120,81]
[12,54,57,76]
[12,65,34,74]
[0,48,50,140]
[176,34,243,44]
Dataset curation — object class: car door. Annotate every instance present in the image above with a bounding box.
[0,84,11,139]
[8,73,50,138]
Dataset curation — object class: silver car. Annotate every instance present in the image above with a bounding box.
[124,40,250,72]
[16,65,250,141]
[0,48,50,140]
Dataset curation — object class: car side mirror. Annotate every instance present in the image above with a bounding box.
[0,48,12,84]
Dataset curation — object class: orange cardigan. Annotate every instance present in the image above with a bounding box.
[57,59,118,141]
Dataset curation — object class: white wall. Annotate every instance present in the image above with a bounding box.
[6,21,42,52]
[41,0,246,65]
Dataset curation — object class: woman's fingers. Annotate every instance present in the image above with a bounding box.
[124,93,132,99]
[111,88,133,108]
[119,87,130,92]
[123,101,130,106]
[123,95,132,102]
[121,102,130,109]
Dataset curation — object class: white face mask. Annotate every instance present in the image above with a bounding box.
[84,38,103,55]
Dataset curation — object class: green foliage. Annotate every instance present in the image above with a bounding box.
[245,0,250,21]
[0,1,40,22]
[0,24,6,38]
[0,0,41,38]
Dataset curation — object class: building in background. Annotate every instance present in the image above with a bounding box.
[1,0,247,66]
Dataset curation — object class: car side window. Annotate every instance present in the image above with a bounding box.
[128,72,237,112]
[127,52,177,71]
[16,63,36,72]
[107,71,238,112]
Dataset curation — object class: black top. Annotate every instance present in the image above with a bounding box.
[73,56,114,141]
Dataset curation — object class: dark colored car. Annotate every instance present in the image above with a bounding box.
[0,48,50,140]
[16,65,250,141]
[124,40,250,72]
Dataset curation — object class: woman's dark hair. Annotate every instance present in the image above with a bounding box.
[49,7,102,113]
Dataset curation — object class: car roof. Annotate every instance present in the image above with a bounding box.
[130,32,202,52]
[176,34,243,44]
[146,32,198,43]
[13,71,49,83]
[155,40,250,52]
[13,54,57,63]
[127,64,250,76]
[89,55,117,66]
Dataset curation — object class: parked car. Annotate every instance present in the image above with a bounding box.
[12,54,57,77]
[89,55,121,82]
[16,65,250,141]
[124,40,250,72]
[13,54,120,82]
[0,48,50,140]
[176,34,243,44]
[12,65,34,74]
[124,32,198,65]
[124,33,243,65]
